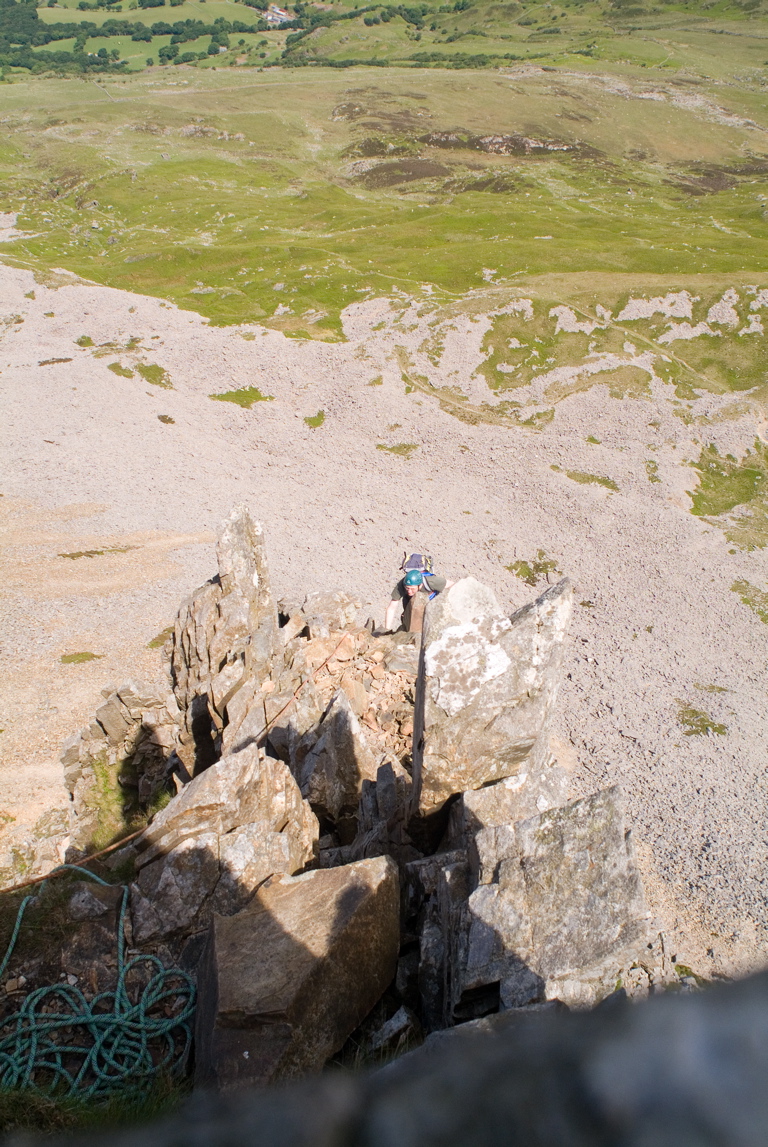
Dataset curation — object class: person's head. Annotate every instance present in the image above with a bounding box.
[404,569,423,597]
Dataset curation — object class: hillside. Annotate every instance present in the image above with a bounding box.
[0,4,767,987]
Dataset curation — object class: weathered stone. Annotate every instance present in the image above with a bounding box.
[129,747,318,942]
[195,856,400,1090]
[40,969,768,1147]
[60,681,179,852]
[169,506,280,772]
[460,757,570,844]
[384,642,420,676]
[459,786,650,1011]
[68,881,123,922]
[131,832,221,944]
[135,744,317,870]
[302,590,360,633]
[367,1006,420,1055]
[412,578,573,817]
[298,691,379,821]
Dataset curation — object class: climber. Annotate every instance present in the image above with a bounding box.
[384,561,451,634]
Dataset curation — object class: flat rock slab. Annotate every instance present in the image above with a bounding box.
[195,855,400,1091]
[413,577,572,817]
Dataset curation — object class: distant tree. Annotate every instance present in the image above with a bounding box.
[157,38,177,56]
[131,23,152,36]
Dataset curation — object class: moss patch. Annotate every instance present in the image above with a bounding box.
[677,704,727,737]
[107,362,134,379]
[552,465,618,492]
[136,362,172,389]
[75,335,94,347]
[376,442,419,458]
[60,652,102,664]
[157,414,175,425]
[147,625,174,649]
[507,549,561,587]
[58,547,136,559]
[731,578,768,624]
[304,409,325,429]
[689,442,768,549]
[209,386,274,408]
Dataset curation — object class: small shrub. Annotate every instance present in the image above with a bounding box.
[304,410,325,428]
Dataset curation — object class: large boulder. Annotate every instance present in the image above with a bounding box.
[460,786,651,1010]
[170,506,280,773]
[298,690,380,822]
[412,578,573,817]
[130,746,318,942]
[195,855,400,1090]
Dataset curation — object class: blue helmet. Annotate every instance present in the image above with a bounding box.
[404,570,423,587]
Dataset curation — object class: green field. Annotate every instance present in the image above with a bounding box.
[0,0,765,436]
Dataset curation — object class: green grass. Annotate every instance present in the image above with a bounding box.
[552,464,618,491]
[731,578,768,624]
[304,409,325,428]
[506,549,561,587]
[136,362,172,388]
[60,651,102,663]
[688,441,768,549]
[0,43,765,344]
[0,1074,188,1137]
[208,385,274,407]
[376,442,418,457]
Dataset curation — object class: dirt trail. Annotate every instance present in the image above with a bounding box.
[1,264,766,979]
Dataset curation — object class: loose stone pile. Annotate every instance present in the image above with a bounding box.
[46,505,675,1090]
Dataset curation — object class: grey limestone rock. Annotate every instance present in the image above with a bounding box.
[60,680,180,853]
[194,855,400,1090]
[298,690,380,821]
[170,505,280,773]
[129,745,318,942]
[34,969,768,1147]
[412,577,573,817]
[460,786,651,1011]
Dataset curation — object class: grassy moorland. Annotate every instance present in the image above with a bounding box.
[0,1,766,532]
[0,12,764,322]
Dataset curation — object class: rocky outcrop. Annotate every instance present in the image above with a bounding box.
[170,506,280,774]
[412,577,573,817]
[129,744,318,943]
[195,856,400,1090]
[461,786,650,1011]
[60,680,180,853]
[51,510,674,1101]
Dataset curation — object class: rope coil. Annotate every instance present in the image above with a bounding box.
[0,866,195,1099]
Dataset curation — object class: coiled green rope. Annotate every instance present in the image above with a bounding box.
[0,866,196,1099]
